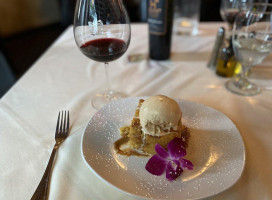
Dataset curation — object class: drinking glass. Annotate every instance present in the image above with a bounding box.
[250,1,269,13]
[225,9,272,95]
[73,0,131,109]
[173,0,201,35]
[220,0,268,31]
[220,0,250,31]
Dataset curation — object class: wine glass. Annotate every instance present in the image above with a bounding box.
[73,0,131,110]
[220,0,251,31]
[225,9,272,96]
[220,0,268,31]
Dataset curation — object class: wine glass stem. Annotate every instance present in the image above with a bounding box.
[241,64,250,79]
[104,62,111,94]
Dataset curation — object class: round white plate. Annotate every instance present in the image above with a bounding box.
[81,97,245,200]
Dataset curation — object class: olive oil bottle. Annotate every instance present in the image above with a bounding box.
[216,38,238,77]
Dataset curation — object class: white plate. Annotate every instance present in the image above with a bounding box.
[81,97,245,200]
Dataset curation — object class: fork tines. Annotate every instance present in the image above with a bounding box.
[56,110,69,136]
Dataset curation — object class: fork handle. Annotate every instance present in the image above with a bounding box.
[31,146,57,200]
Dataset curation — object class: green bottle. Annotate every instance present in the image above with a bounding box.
[216,38,238,78]
[148,0,174,60]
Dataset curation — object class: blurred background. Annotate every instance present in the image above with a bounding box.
[0,0,223,97]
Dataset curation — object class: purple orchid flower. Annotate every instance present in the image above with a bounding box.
[145,137,193,181]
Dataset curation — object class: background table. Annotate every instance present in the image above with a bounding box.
[0,23,272,200]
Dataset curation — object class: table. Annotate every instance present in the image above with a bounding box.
[1,23,272,200]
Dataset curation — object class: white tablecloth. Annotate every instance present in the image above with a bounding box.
[1,23,272,200]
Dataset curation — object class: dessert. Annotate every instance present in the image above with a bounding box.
[114,95,189,156]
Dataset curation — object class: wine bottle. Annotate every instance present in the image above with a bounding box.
[148,0,174,60]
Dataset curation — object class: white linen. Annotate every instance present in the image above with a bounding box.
[0,23,272,200]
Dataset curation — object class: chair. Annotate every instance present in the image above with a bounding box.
[0,39,15,97]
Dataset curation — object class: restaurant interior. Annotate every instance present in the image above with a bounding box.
[1,0,272,200]
[0,0,222,97]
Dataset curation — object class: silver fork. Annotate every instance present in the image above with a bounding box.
[31,111,70,200]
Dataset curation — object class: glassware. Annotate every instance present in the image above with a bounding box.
[220,0,268,31]
[220,0,250,31]
[173,0,201,36]
[225,8,272,95]
[73,0,131,110]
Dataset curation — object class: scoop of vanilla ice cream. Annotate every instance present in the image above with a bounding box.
[139,95,182,136]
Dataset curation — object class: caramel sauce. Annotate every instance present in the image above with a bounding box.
[181,125,190,149]
[114,125,190,157]
[113,136,149,157]
[131,118,140,126]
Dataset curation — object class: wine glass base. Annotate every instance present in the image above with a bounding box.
[91,90,128,110]
[225,77,261,96]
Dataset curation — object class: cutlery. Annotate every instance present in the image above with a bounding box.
[31,111,70,200]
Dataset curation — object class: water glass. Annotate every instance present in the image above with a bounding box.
[173,0,201,35]
[225,8,272,96]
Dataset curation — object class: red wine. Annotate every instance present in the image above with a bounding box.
[221,8,239,25]
[80,38,127,62]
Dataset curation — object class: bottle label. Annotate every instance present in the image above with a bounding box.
[148,0,168,35]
